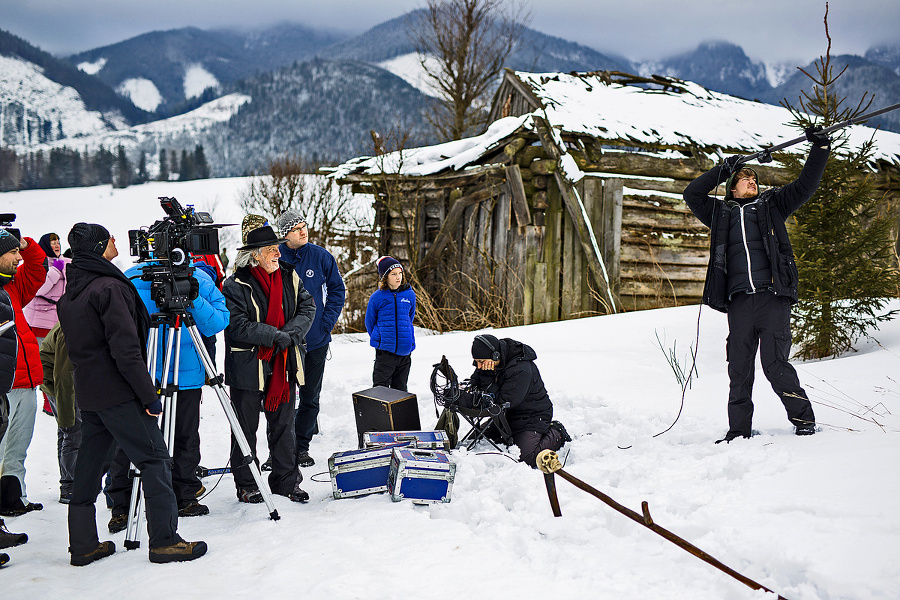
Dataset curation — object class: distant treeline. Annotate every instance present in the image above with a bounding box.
[0,145,210,192]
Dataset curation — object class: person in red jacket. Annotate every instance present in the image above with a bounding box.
[0,229,47,516]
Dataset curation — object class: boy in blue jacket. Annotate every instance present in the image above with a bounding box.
[365,256,415,391]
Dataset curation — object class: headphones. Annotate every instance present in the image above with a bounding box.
[475,334,500,362]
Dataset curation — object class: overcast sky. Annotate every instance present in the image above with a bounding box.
[4,0,899,64]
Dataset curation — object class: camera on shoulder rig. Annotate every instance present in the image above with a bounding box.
[0,213,20,242]
[128,197,224,312]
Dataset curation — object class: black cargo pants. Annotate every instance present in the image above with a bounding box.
[725,291,816,437]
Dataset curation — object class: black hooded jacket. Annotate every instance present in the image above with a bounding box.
[467,338,553,435]
[56,253,158,411]
[683,145,829,312]
[0,282,16,393]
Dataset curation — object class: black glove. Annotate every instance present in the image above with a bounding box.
[805,125,830,148]
[721,154,746,177]
[146,398,163,416]
[272,330,292,354]
[188,276,200,301]
[757,148,773,164]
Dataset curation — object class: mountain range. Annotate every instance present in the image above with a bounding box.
[1,13,898,181]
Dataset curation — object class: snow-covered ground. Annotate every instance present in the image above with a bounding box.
[2,180,899,599]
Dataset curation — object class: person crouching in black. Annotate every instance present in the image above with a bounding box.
[464,335,570,467]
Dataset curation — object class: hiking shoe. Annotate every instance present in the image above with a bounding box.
[195,485,206,498]
[0,501,43,517]
[549,421,572,443]
[715,431,751,444]
[0,519,27,549]
[236,488,263,504]
[0,552,8,567]
[795,424,817,436]
[149,538,207,564]
[287,481,309,503]
[297,451,315,468]
[261,456,273,472]
[177,500,209,517]
[70,541,115,566]
[108,512,128,534]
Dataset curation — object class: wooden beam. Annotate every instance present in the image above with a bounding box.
[532,115,618,313]
[416,186,498,274]
[505,165,532,227]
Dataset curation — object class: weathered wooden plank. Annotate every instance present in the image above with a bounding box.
[494,190,510,300]
[620,243,709,266]
[532,115,617,313]
[621,206,706,231]
[600,178,623,297]
[416,185,497,273]
[533,262,550,324]
[619,265,707,282]
[619,279,705,297]
[621,232,709,249]
[544,184,563,322]
[505,165,532,227]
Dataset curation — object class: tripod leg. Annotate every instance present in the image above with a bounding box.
[124,466,143,549]
[184,323,280,521]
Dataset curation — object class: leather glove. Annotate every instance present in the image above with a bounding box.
[272,330,292,354]
[805,125,830,148]
[188,276,200,301]
[146,398,163,416]
[52,258,66,271]
[721,154,746,177]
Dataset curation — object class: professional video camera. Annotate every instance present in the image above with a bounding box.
[128,197,225,312]
[0,213,20,241]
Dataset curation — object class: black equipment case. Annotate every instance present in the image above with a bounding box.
[352,386,421,447]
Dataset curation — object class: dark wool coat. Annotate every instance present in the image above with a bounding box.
[683,145,829,312]
[222,262,315,392]
[467,338,553,435]
[365,283,416,356]
[57,255,158,411]
[1,238,48,390]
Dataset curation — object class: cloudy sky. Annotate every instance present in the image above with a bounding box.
[4,0,899,63]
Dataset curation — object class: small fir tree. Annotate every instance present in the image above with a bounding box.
[781,11,900,359]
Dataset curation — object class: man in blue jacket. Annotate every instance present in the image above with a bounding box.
[276,210,345,467]
[106,258,229,522]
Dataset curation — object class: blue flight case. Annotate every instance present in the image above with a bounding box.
[328,442,411,499]
[363,430,451,451]
[388,447,457,504]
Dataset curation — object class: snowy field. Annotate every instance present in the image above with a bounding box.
[2,180,900,599]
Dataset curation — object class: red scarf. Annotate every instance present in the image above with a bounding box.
[250,265,289,411]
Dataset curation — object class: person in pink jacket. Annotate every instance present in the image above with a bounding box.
[23,233,70,416]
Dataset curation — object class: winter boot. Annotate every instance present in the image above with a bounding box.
[236,488,263,504]
[297,451,315,468]
[0,518,27,549]
[107,509,128,534]
[0,552,8,567]
[70,541,115,566]
[549,421,572,443]
[288,480,310,503]
[795,423,817,436]
[149,538,207,564]
[177,500,209,517]
[261,455,273,472]
[0,476,43,516]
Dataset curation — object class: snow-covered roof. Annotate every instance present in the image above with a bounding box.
[333,71,900,179]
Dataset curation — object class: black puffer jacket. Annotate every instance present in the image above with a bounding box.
[683,145,829,312]
[0,286,16,393]
[56,253,157,411]
[467,338,553,435]
[222,262,315,392]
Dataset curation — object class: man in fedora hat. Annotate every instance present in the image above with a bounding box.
[222,225,315,503]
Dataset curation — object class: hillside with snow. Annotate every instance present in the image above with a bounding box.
[0,179,899,599]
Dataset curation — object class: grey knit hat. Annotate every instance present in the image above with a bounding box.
[275,209,306,237]
[0,229,19,257]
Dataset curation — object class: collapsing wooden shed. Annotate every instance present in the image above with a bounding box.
[333,70,900,327]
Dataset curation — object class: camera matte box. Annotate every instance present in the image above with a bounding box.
[388,447,456,504]
[363,430,450,452]
[328,442,411,499]
[352,386,421,447]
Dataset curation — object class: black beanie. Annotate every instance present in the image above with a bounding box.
[68,223,110,256]
[0,229,19,257]
[472,334,500,360]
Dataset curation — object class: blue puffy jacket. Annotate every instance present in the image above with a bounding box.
[365,284,416,356]
[125,262,230,389]
[279,242,345,351]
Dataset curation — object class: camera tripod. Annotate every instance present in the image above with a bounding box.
[124,310,280,549]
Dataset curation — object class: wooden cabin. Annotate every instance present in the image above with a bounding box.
[333,70,900,328]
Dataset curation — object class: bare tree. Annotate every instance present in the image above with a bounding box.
[411,0,530,141]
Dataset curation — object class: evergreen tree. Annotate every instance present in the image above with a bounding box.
[170,150,179,179]
[113,145,132,188]
[158,149,169,181]
[193,145,210,179]
[94,147,115,185]
[179,149,194,181]
[135,152,148,185]
[781,19,900,359]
